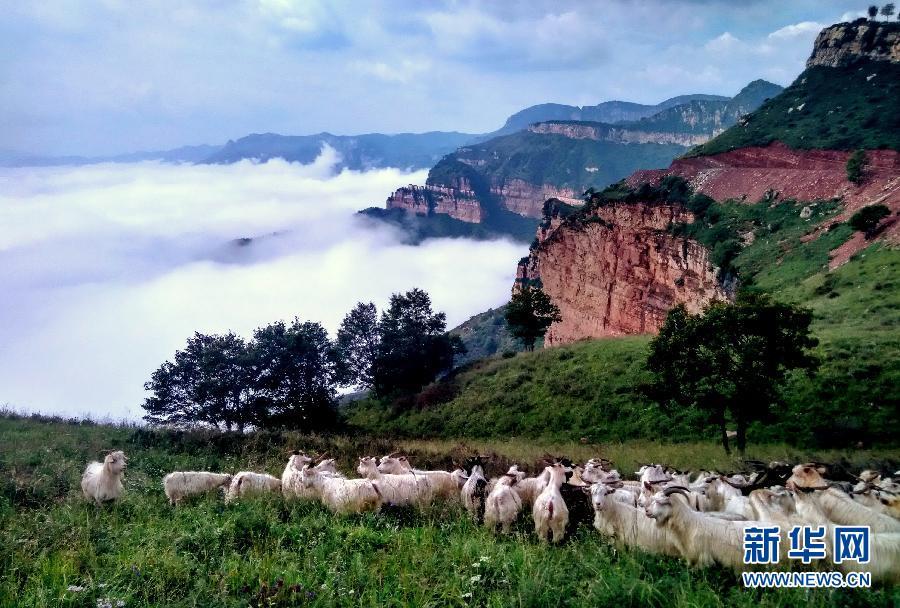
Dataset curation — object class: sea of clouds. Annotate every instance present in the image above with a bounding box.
[0,148,525,420]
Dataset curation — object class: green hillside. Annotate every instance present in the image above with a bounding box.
[429,132,685,193]
[688,59,900,155]
[449,305,532,365]
[349,197,900,447]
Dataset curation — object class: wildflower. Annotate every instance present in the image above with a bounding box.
[116,602,126,608]
[96,599,112,608]
[462,592,472,599]
[469,575,481,584]
[66,585,84,592]
[479,555,489,563]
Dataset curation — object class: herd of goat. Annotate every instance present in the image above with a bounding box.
[80,450,900,583]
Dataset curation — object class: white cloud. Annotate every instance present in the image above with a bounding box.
[767,21,825,40]
[0,152,524,419]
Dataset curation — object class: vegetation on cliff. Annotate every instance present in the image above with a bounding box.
[688,59,900,155]
[428,132,685,193]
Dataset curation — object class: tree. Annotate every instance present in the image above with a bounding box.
[505,285,562,351]
[881,3,895,19]
[869,5,879,19]
[143,332,256,431]
[336,302,380,390]
[372,288,463,397]
[250,319,339,430]
[647,293,818,456]
[849,204,890,238]
[845,149,867,185]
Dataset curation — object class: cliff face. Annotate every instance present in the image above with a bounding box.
[528,123,712,147]
[517,202,730,345]
[385,185,484,223]
[807,21,900,68]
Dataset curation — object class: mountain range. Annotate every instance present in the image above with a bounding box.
[360,80,783,241]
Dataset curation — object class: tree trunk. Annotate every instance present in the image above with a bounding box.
[720,418,731,455]
[736,415,747,459]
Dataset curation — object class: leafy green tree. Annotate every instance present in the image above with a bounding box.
[505,285,562,351]
[336,302,380,390]
[647,293,818,455]
[849,204,890,238]
[250,319,339,430]
[845,149,867,184]
[881,3,895,19]
[869,5,879,19]
[143,332,256,431]
[372,288,463,397]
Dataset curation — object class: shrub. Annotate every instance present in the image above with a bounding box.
[845,149,867,184]
[849,204,890,238]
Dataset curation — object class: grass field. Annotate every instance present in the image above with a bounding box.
[2,414,899,607]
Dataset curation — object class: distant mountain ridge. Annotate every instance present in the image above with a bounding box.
[493,93,730,136]
[364,80,782,241]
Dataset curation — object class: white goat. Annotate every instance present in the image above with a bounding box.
[533,463,569,543]
[461,464,488,521]
[225,472,281,503]
[589,483,682,556]
[282,453,338,500]
[509,465,550,508]
[646,487,755,571]
[377,454,460,501]
[299,466,382,515]
[81,451,127,505]
[162,471,232,505]
[813,487,900,533]
[484,474,522,534]
[358,456,433,507]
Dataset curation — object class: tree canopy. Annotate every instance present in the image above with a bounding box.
[647,293,818,455]
[372,288,464,397]
[505,285,562,351]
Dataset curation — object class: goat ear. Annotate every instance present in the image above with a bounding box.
[643,481,652,491]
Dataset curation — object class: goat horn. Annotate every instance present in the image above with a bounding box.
[662,486,690,497]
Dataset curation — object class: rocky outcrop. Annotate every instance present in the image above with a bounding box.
[528,122,713,146]
[629,142,900,217]
[489,180,581,218]
[385,185,484,223]
[517,202,730,345]
[807,21,900,68]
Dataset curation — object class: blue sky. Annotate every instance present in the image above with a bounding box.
[1,0,869,155]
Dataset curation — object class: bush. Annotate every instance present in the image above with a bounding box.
[845,149,867,184]
[849,204,890,238]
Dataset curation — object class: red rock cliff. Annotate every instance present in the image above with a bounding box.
[517,202,731,345]
[628,142,900,265]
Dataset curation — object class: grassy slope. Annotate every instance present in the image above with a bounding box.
[688,60,900,156]
[350,197,900,445]
[2,415,898,607]
[449,305,534,365]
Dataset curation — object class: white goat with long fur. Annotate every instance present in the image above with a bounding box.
[813,487,900,533]
[299,466,382,515]
[461,464,488,521]
[507,465,550,508]
[357,456,433,507]
[282,453,338,500]
[484,474,522,534]
[81,450,127,505]
[163,472,232,505]
[646,487,755,571]
[790,490,900,583]
[532,463,569,543]
[225,472,281,503]
[377,454,461,501]
[589,483,682,556]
